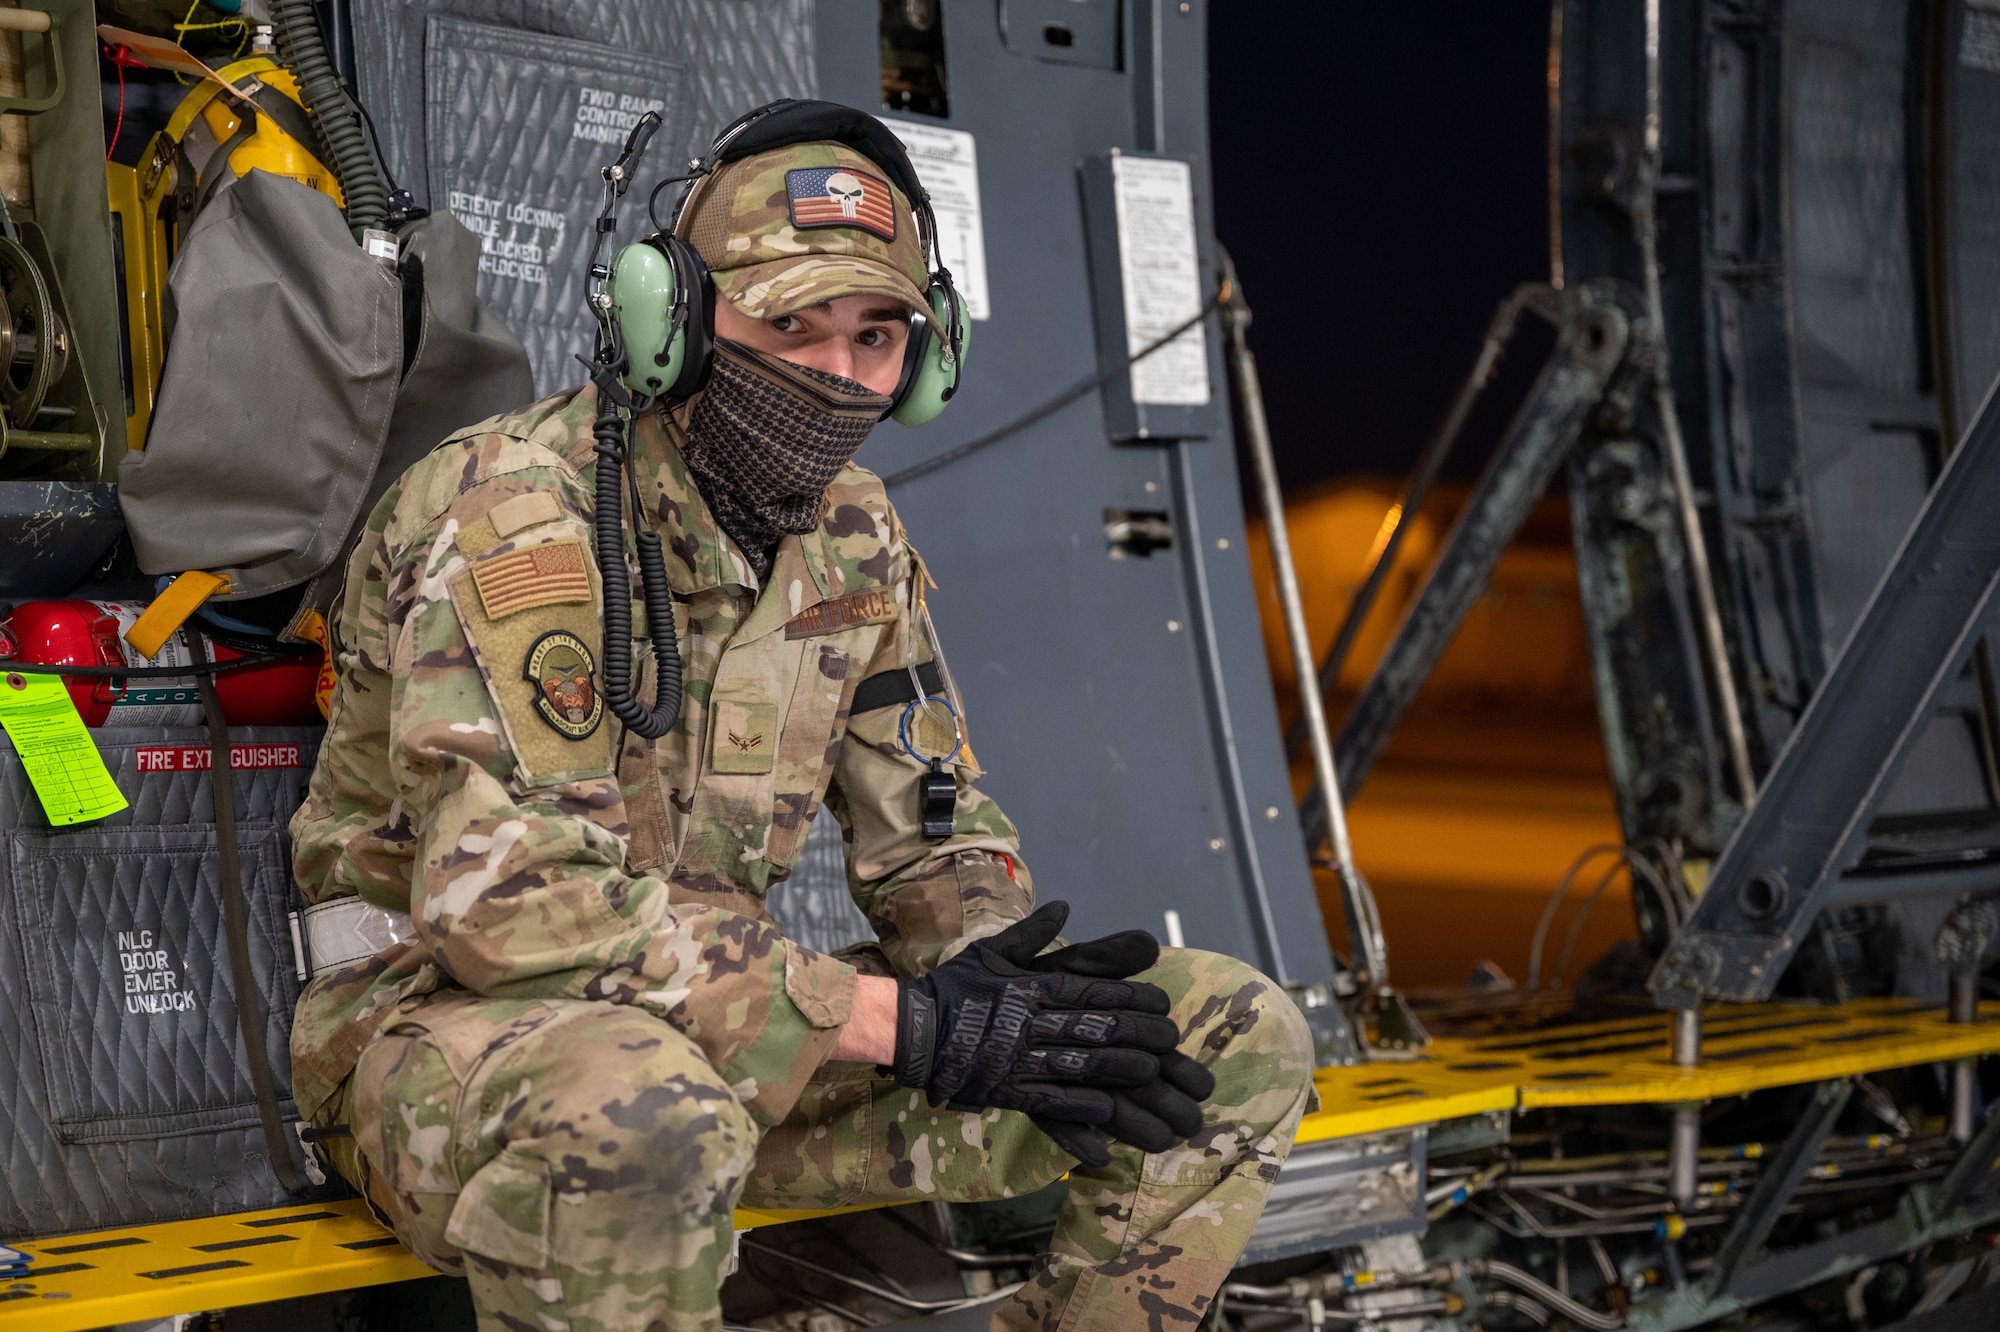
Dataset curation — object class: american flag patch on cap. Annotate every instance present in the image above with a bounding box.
[785,167,897,241]
[469,540,593,620]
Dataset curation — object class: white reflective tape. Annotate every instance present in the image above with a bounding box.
[1162,908,1185,950]
[302,897,416,979]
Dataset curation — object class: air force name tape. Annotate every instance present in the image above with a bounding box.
[785,167,897,241]
[785,588,899,639]
[525,630,602,739]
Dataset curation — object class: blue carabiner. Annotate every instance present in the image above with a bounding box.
[898,693,964,766]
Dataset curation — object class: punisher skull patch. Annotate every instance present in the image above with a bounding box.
[785,167,897,240]
[524,630,602,739]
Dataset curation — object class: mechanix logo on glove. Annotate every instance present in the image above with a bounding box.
[892,900,1217,1167]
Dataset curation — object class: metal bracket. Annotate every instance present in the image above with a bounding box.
[1930,1090,2000,1219]
[1704,1078,1852,1297]
[1302,280,1640,821]
[1623,1083,2000,1328]
[0,11,63,117]
[1651,367,2000,1008]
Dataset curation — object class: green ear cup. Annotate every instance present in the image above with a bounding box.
[891,284,968,427]
[609,241,686,396]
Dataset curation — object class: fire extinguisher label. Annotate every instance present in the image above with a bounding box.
[98,601,205,728]
[133,744,303,772]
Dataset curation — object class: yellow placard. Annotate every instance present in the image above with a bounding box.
[0,671,130,826]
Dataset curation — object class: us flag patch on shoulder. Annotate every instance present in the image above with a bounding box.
[786,167,897,241]
[469,539,592,620]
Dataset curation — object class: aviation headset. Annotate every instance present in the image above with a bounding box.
[581,100,968,742]
[599,98,968,424]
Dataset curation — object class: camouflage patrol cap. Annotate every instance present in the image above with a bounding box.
[677,141,932,320]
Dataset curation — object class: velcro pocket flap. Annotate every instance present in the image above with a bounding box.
[445,1147,552,1268]
[710,683,777,776]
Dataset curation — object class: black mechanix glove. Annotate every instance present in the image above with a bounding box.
[891,901,1217,1168]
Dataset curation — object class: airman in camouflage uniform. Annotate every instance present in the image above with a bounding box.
[291,122,1313,1331]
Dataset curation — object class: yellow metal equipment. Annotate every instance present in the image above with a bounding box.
[104,55,342,451]
[11,996,2000,1332]
[159,58,343,207]
[0,1201,431,1332]
[1297,996,2000,1143]
[0,1196,942,1330]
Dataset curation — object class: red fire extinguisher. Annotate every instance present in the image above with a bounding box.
[0,600,321,727]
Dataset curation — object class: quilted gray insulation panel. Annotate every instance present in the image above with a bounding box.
[0,727,332,1238]
[351,0,816,391]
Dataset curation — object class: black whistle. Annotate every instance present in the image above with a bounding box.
[920,759,956,840]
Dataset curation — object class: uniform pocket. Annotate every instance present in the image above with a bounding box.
[445,1147,552,1268]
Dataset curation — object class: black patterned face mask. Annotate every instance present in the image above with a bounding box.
[680,337,891,582]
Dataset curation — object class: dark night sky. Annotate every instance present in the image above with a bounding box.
[1207,4,1556,494]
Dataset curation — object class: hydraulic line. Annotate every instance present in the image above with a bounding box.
[1224,1267,1446,1303]
[1484,1289,1552,1327]
[269,0,387,238]
[1429,1160,1507,1219]
[1506,1134,1930,1178]
[1470,1195,1731,1242]
[1465,1259,1624,1330]
[1636,0,1757,810]
[1221,1301,1460,1327]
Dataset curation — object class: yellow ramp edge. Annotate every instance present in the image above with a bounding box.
[0,1201,430,1332]
[1299,997,2000,1141]
[13,998,2000,1330]
[1,1199,907,1331]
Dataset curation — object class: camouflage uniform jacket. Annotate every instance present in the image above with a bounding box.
[289,383,1032,1128]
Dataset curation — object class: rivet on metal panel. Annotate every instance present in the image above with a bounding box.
[1167,619,1182,633]
[1208,837,1225,852]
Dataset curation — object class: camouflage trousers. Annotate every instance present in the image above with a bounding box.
[315,947,1313,1331]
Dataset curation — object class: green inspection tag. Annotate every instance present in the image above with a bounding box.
[0,671,129,826]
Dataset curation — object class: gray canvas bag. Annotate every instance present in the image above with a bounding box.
[118,168,532,609]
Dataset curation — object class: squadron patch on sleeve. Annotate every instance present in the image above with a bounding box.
[524,630,602,739]
[470,539,592,620]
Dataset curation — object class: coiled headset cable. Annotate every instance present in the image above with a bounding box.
[588,370,682,740]
[584,111,683,741]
